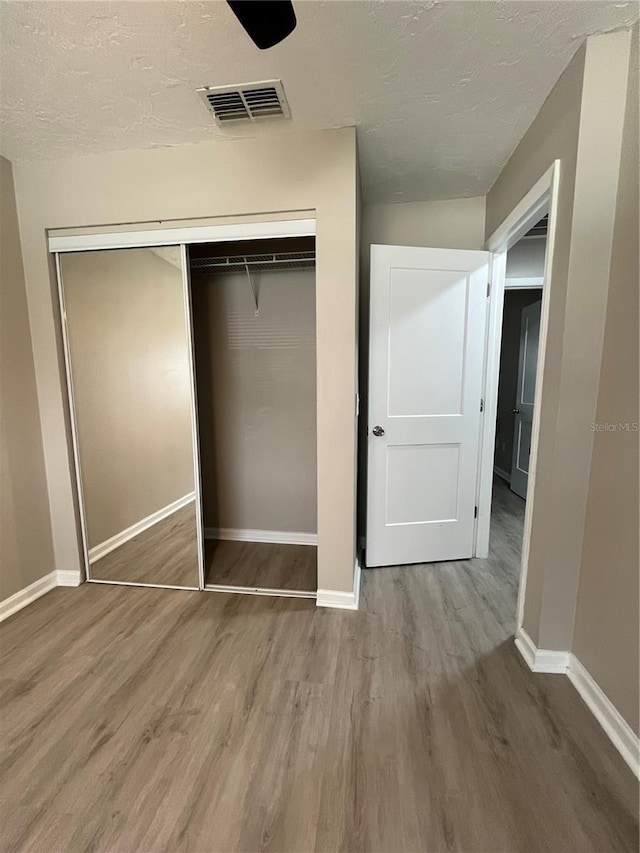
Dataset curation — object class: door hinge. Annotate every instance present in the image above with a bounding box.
[474,506,478,518]
[487,282,491,297]
[480,398,484,412]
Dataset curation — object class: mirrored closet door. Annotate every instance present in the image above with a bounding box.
[58,246,202,588]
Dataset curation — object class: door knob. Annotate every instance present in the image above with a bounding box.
[372,425,385,437]
[512,408,520,414]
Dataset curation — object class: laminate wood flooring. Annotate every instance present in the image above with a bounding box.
[1,478,637,852]
[90,503,199,588]
[205,539,317,591]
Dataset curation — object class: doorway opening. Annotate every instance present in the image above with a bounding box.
[489,221,547,596]
[478,160,560,635]
[494,221,546,496]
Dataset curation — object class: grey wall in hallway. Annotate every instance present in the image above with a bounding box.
[494,289,543,477]
[505,237,546,279]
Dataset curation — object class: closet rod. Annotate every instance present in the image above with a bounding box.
[190,251,315,274]
[190,251,315,317]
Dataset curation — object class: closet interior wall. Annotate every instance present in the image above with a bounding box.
[189,237,318,593]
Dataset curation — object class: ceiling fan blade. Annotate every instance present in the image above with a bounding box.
[226,0,297,50]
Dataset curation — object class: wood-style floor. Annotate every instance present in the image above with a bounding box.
[1,479,637,852]
[90,503,199,588]
[205,539,317,591]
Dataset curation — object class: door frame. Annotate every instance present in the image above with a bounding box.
[49,217,317,595]
[475,160,560,632]
[180,244,206,591]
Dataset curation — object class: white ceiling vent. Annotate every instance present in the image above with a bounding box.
[198,80,291,124]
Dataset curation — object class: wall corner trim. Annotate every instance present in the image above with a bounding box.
[56,570,82,587]
[0,568,85,623]
[316,558,361,610]
[0,571,58,622]
[515,626,640,778]
[515,626,570,673]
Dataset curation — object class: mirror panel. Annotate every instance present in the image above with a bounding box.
[60,246,200,588]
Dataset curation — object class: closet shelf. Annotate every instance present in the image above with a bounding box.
[190,251,315,275]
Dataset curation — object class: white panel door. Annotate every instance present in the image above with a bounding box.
[510,300,541,500]
[366,245,490,568]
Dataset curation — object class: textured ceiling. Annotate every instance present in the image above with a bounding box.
[0,1,637,202]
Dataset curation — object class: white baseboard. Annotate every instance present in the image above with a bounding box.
[567,655,640,779]
[317,557,361,610]
[493,465,512,484]
[56,570,82,587]
[0,571,58,622]
[515,625,639,778]
[89,492,196,563]
[515,626,570,673]
[204,527,318,546]
[514,624,538,668]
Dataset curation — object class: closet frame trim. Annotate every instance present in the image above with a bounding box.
[48,219,316,253]
[180,243,206,590]
[51,216,318,593]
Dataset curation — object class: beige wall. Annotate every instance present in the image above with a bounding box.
[358,196,486,534]
[572,27,639,736]
[192,268,317,534]
[61,248,194,548]
[12,128,358,593]
[362,196,486,278]
[0,156,55,600]
[486,30,633,653]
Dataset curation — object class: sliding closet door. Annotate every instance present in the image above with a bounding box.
[58,246,201,588]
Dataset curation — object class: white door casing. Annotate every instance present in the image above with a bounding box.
[510,300,541,500]
[366,245,490,568]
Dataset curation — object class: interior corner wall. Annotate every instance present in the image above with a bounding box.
[571,25,639,737]
[0,156,55,601]
[11,128,358,595]
[357,196,486,536]
[485,29,633,653]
